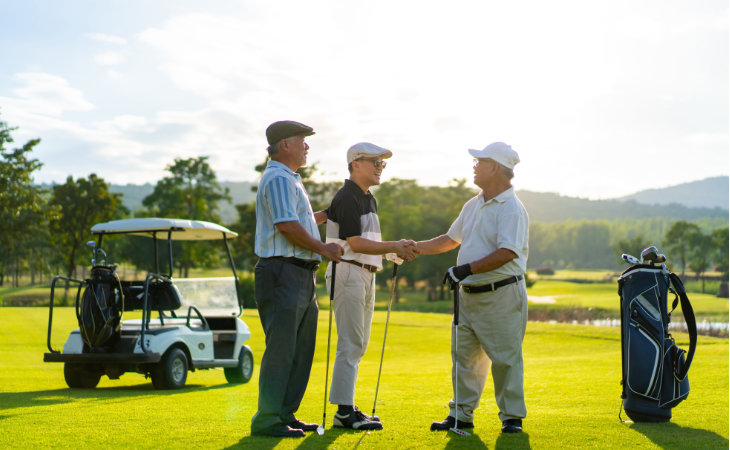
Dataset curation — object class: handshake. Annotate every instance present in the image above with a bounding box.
[392,239,419,262]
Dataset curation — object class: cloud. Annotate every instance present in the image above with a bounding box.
[1,73,95,117]
[84,33,127,45]
[94,51,126,66]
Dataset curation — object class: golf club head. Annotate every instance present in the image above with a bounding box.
[641,246,659,263]
[655,254,666,263]
[621,254,640,265]
[385,253,404,265]
[316,425,324,435]
[449,427,471,436]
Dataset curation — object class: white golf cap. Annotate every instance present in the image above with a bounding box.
[468,142,520,169]
[347,142,393,164]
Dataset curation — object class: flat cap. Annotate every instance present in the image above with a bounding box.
[265,120,315,146]
[347,142,393,164]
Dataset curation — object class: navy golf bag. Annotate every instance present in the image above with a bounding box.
[77,265,124,348]
[618,263,697,422]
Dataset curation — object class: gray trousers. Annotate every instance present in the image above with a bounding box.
[250,258,319,432]
[449,280,528,423]
[325,262,376,406]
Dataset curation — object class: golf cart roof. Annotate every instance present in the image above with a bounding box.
[91,218,238,241]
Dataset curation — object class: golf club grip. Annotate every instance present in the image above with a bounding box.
[453,282,459,326]
[330,262,336,298]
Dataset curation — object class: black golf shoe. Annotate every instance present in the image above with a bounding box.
[251,424,305,438]
[501,419,523,433]
[430,416,474,431]
[333,407,383,430]
[288,419,319,432]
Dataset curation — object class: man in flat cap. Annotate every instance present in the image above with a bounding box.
[323,142,417,431]
[416,142,529,434]
[251,120,344,438]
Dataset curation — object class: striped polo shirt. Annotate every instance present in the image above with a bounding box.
[325,179,382,269]
[254,160,321,261]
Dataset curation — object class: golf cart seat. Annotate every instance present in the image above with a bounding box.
[121,280,182,312]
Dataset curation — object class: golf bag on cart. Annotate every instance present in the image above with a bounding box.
[618,252,697,422]
[78,264,124,348]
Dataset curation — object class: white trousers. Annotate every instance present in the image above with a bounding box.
[449,280,528,423]
[325,262,376,405]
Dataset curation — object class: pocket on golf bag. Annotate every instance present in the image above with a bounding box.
[658,341,690,408]
[626,300,663,400]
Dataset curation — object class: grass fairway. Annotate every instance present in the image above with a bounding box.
[0,307,727,449]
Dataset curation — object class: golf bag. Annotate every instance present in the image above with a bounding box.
[618,264,697,422]
[78,265,124,348]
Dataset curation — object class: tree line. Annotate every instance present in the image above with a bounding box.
[1,117,727,297]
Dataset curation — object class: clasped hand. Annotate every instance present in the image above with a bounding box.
[394,239,419,262]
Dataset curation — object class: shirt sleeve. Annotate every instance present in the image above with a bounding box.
[262,175,299,224]
[446,202,468,244]
[330,190,362,239]
[496,210,528,256]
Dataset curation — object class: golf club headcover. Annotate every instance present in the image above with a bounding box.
[443,264,472,289]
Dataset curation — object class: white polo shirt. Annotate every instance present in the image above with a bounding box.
[447,187,529,285]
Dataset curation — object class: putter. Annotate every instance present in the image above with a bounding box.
[449,280,470,436]
[372,258,401,419]
[317,262,336,436]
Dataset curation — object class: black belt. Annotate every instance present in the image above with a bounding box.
[265,256,320,271]
[462,275,524,294]
[341,259,378,273]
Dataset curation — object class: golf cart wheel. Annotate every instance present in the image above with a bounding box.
[151,347,188,390]
[224,345,254,384]
[64,363,102,388]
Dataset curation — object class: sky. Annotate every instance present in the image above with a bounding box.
[0,0,727,199]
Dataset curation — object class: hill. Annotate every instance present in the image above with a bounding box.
[517,190,728,223]
[619,176,728,210]
[102,176,727,225]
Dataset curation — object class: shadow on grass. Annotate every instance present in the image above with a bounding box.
[495,432,531,449]
[0,382,233,413]
[443,431,490,449]
[631,422,728,449]
[228,426,364,449]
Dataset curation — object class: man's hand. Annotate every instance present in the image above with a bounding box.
[443,263,472,289]
[394,239,418,262]
[322,242,344,262]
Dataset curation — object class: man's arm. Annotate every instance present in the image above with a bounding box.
[346,236,417,261]
[467,248,517,274]
[276,221,343,261]
[314,210,328,225]
[415,234,460,255]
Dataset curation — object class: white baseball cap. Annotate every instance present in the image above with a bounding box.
[468,142,520,169]
[347,142,393,164]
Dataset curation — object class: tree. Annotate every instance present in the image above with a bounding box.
[0,117,46,286]
[664,221,700,277]
[48,174,125,297]
[141,156,232,277]
[688,230,713,293]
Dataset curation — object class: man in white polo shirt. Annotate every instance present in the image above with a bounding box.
[324,142,417,431]
[416,142,529,434]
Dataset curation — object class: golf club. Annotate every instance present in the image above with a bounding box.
[449,281,470,436]
[621,254,640,265]
[372,257,402,419]
[641,246,659,263]
[317,261,337,436]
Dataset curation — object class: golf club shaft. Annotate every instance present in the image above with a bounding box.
[372,262,399,417]
[453,282,460,429]
[322,262,336,429]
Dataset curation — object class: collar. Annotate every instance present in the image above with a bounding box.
[267,160,300,178]
[480,187,514,205]
[344,178,372,198]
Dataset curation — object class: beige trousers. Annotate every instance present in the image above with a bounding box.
[449,280,528,423]
[325,262,376,405]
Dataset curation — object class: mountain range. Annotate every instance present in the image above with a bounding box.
[106,176,728,224]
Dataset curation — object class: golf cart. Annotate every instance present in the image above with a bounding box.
[44,218,254,390]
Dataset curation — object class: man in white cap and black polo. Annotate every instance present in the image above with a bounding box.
[323,142,418,431]
[416,142,529,434]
